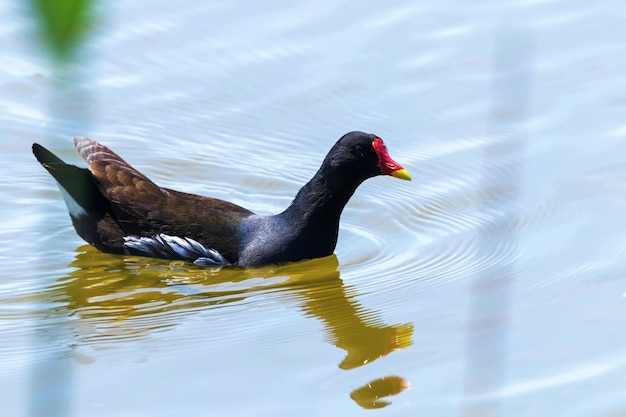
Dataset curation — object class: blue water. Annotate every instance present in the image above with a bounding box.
[2,0,626,416]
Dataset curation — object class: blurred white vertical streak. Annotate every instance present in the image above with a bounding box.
[28,69,92,417]
[25,3,98,416]
[27,42,97,417]
[461,29,533,417]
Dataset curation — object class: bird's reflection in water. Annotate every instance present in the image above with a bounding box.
[350,376,410,409]
[56,245,412,407]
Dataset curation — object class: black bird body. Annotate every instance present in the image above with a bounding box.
[33,131,410,267]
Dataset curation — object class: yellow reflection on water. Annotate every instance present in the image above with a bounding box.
[52,245,413,407]
[350,376,410,409]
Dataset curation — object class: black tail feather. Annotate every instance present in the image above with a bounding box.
[32,143,107,212]
[32,143,65,165]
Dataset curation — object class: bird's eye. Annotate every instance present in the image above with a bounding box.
[352,144,365,158]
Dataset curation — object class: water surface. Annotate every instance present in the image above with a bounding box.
[2,0,626,416]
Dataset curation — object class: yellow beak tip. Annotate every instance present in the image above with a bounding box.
[390,168,412,181]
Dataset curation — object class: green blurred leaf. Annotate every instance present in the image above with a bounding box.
[29,0,94,61]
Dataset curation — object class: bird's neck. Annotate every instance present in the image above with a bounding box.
[280,166,362,229]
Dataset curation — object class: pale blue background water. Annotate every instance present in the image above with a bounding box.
[2,0,626,416]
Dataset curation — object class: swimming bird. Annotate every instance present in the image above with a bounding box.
[33,131,410,267]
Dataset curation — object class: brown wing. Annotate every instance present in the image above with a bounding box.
[74,137,162,204]
[73,137,254,260]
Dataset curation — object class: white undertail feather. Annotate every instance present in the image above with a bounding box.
[57,184,88,218]
[123,233,229,266]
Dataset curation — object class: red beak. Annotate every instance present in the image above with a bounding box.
[372,138,411,180]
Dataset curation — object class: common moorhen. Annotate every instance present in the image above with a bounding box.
[33,131,411,267]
